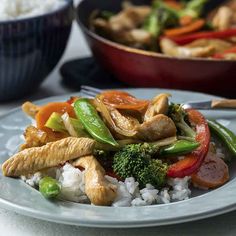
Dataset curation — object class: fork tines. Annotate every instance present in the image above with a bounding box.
[80,85,103,98]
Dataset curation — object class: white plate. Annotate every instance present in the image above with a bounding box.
[0,88,235,228]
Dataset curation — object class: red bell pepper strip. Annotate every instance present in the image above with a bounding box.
[166,28,236,45]
[213,47,236,59]
[66,96,79,104]
[167,109,210,178]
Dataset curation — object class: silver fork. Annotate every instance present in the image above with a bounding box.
[80,86,236,110]
[80,85,102,98]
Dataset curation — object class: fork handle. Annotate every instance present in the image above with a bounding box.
[211,99,236,108]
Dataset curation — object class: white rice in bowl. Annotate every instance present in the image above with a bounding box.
[22,163,192,207]
[0,0,66,21]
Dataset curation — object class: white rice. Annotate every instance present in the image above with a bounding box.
[21,172,43,187]
[105,176,191,207]
[56,163,89,203]
[22,163,192,207]
[168,176,191,201]
[0,0,66,21]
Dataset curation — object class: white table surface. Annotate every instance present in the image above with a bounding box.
[1,4,236,235]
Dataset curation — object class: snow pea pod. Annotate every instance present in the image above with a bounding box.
[159,140,199,157]
[74,98,118,147]
[208,120,236,155]
[39,177,61,199]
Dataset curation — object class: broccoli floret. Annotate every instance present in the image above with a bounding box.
[113,143,168,188]
[168,103,196,139]
[139,159,168,188]
[144,1,179,37]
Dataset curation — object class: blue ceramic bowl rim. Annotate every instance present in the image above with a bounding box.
[0,0,73,24]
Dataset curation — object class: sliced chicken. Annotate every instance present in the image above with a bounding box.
[93,19,152,48]
[72,155,117,206]
[129,29,152,45]
[187,39,233,54]
[22,102,40,118]
[95,99,138,138]
[160,38,215,58]
[107,106,139,139]
[212,6,234,31]
[144,93,170,122]
[109,106,139,132]
[136,114,177,141]
[20,126,68,150]
[109,6,151,32]
[218,53,236,60]
[2,137,95,177]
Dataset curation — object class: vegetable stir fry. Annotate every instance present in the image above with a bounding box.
[91,0,236,59]
[2,91,236,206]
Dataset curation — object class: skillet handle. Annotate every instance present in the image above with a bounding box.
[211,99,236,109]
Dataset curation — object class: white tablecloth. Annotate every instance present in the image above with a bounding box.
[0,5,236,235]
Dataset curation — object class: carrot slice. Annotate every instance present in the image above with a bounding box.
[99,90,149,111]
[179,15,193,26]
[164,19,205,37]
[36,102,76,134]
[191,152,229,189]
[164,0,183,10]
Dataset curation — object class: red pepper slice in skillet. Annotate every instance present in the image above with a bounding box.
[98,90,149,111]
[165,28,236,45]
[213,47,236,59]
[167,109,210,178]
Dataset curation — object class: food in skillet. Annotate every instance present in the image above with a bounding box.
[91,0,236,59]
[2,91,236,206]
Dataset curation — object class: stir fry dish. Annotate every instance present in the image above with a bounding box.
[91,0,236,59]
[2,91,236,206]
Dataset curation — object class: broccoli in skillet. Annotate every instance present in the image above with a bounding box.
[113,143,168,188]
[143,0,208,37]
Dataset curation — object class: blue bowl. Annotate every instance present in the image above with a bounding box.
[0,0,74,101]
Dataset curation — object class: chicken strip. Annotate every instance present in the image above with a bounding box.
[136,114,176,141]
[72,155,117,206]
[22,102,40,118]
[20,126,68,150]
[95,99,138,138]
[108,106,139,135]
[2,137,95,177]
[144,93,170,122]
[129,29,152,45]
[20,126,49,150]
[187,39,233,54]
[160,38,215,58]
[20,126,69,150]
[212,6,234,31]
[93,17,152,48]
[109,6,151,31]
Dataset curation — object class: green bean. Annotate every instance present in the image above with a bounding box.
[39,177,61,199]
[159,140,199,157]
[208,120,236,155]
[74,98,118,147]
